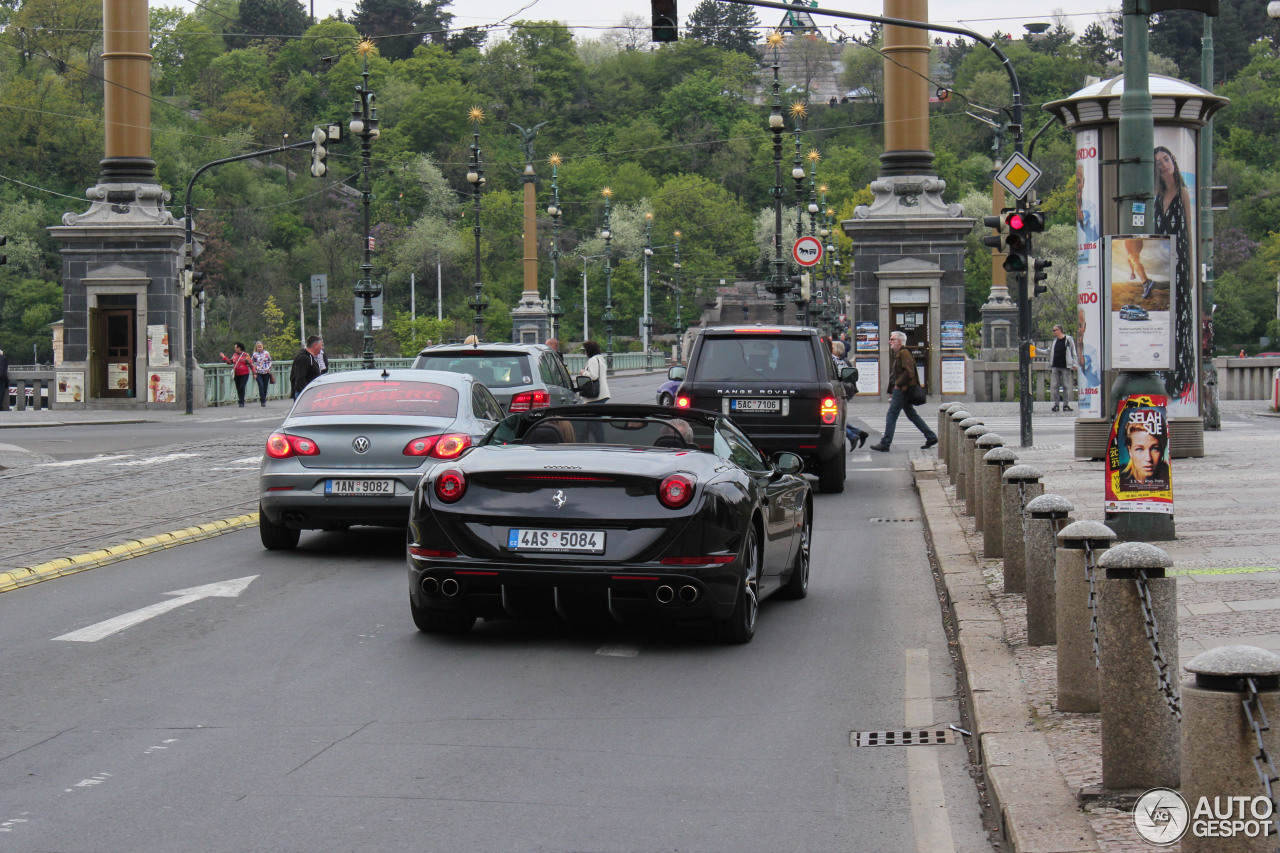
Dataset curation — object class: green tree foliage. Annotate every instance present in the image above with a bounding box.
[686,1,761,59]
[234,0,309,46]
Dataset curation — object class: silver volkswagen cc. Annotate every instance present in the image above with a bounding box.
[257,369,503,550]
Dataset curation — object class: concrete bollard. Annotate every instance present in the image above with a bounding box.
[949,412,975,490]
[1001,465,1043,598]
[1053,521,1115,702]
[940,403,965,470]
[982,447,1017,559]
[1098,541,1180,791]
[1182,646,1280,853]
[938,403,957,462]
[1024,494,1071,603]
[962,424,990,517]
[973,433,1004,535]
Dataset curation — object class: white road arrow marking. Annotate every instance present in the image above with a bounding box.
[53,576,258,643]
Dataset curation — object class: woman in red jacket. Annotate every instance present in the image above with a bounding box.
[220,342,252,407]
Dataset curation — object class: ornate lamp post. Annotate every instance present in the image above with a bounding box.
[350,40,381,367]
[642,212,653,355]
[546,153,564,342]
[765,30,789,323]
[465,106,488,342]
[790,101,809,326]
[601,188,616,366]
[673,230,684,364]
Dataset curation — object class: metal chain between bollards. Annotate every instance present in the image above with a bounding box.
[1242,676,1280,841]
[1136,569,1182,721]
[1084,541,1100,669]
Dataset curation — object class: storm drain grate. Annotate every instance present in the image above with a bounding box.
[869,517,920,523]
[851,729,955,747]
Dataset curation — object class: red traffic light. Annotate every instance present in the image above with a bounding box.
[1007,212,1025,231]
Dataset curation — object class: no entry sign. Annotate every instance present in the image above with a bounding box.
[792,236,823,267]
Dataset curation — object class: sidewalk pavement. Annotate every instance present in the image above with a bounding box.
[910,400,1280,853]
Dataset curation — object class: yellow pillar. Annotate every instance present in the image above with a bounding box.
[881,0,932,175]
[101,0,154,180]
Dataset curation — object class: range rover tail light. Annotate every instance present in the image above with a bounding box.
[820,397,838,424]
[676,396,691,409]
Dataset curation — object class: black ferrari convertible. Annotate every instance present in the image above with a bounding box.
[406,405,812,643]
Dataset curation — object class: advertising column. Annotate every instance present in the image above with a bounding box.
[1075,129,1104,418]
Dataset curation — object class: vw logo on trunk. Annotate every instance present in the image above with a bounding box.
[552,489,567,508]
[352,436,371,453]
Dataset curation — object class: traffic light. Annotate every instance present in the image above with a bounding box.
[310,126,328,178]
[981,214,1005,252]
[1003,210,1035,274]
[1033,257,1052,296]
[191,271,206,295]
[652,0,678,42]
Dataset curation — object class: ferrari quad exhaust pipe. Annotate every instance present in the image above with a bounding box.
[420,577,439,596]
[678,585,700,604]
[440,578,460,597]
[655,585,675,605]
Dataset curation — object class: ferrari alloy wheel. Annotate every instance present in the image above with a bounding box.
[817,450,846,493]
[715,527,759,644]
[410,598,477,634]
[779,509,811,600]
[259,505,300,551]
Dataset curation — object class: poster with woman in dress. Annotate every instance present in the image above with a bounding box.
[1152,129,1198,418]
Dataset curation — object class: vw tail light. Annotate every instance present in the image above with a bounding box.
[265,432,319,459]
[403,433,472,458]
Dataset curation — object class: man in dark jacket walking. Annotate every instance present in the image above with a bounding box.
[291,336,323,399]
[869,331,937,451]
[0,349,9,411]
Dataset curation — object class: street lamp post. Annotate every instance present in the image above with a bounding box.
[642,212,653,356]
[790,101,809,326]
[673,230,684,364]
[601,188,616,367]
[465,106,489,342]
[350,40,381,368]
[579,254,606,341]
[766,31,789,323]
[546,153,564,342]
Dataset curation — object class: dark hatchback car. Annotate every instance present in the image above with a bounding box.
[413,342,578,413]
[668,325,856,493]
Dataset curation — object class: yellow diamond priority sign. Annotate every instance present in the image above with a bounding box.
[995,152,1042,200]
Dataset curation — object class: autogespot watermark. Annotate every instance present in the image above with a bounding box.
[1133,787,1276,845]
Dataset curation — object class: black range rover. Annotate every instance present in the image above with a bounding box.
[669,324,857,493]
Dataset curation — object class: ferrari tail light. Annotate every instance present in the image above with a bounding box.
[820,397,838,424]
[434,469,467,502]
[508,390,550,412]
[676,396,691,409]
[265,432,320,459]
[403,433,472,458]
[657,474,695,509]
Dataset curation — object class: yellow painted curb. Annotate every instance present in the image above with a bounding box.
[0,513,259,594]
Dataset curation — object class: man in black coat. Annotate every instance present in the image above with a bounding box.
[291,336,323,399]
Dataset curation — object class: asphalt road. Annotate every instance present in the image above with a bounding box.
[0,374,996,852]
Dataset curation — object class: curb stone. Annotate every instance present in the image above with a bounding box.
[0,514,258,593]
[912,459,1100,853]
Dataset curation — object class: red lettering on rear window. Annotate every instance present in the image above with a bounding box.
[296,381,459,417]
